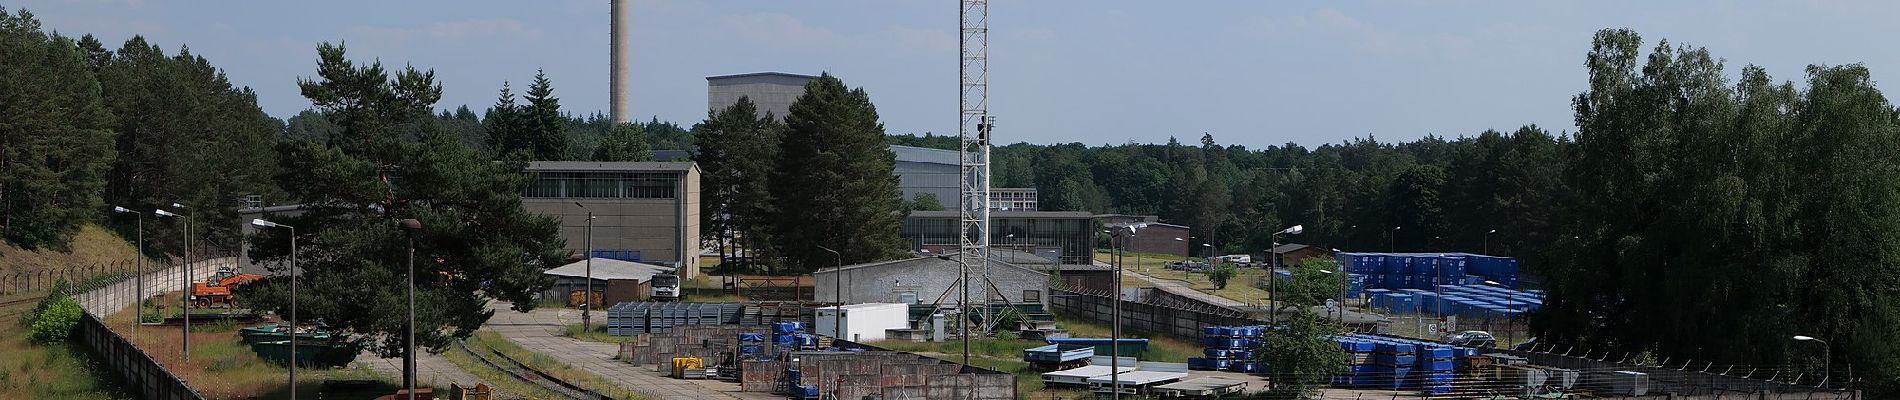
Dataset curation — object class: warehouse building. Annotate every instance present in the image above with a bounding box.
[521,161,701,278]
[901,210,1096,265]
[1099,215,1192,258]
[707,72,816,120]
[540,257,676,308]
[890,144,1040,210]
[813,253,1051,307]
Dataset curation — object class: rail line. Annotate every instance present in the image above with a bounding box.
[454,341,614,400]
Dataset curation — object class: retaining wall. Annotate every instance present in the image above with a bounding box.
[78,311,204,399]
[1048,286,1257,339]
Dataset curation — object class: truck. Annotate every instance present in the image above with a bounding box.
[650,273,682,301]
[192,267,267,308]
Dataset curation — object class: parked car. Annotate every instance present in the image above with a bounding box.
[1445,330,1497,348]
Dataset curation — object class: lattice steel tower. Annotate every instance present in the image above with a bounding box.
[957,0,995,364]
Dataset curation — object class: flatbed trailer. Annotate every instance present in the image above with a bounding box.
[1152,377,1249,398]
[1042,365,1137,386]
[1087,371,1188,395]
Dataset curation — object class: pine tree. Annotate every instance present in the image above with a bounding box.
[483,82,521,155]
[591,122,652,161]
[769,74,907,271]
[694,97,783,271]
[521,69,566,160]
[0,8,115,250]
[259,43,564,356]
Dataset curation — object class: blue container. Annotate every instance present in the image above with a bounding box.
[1210,359,1232,370]
[772,322,800,334]
[1203,326,1223,337]
[1417,359,1453,371]
[739,344,762,354]
[787,369,802,381]
[794,385,820,398]
[738,332,766,343]
[1374,353,1417,366]
[1337,339,1374,353]
[1345,364,1379,374]
[1374,342,1415,354]
[796,334,818,347]
[1424,384,1452,393]
[1187,357,1210,370]
[1204,348,1230,358]
[774,334,797,345]
[1230,349,1254,359]
[1423,372,1453,383]
[1418,346,1453,359]
[1229,361,1261,373]
[1377,365,1414,379]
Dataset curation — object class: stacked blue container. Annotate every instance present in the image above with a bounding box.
[1415,344,1454,393]
[1329,336,1378,387]
[1189,326,1265,372]
[1328,334,1476,393]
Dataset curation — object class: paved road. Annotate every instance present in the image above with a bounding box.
[486,305,781,400]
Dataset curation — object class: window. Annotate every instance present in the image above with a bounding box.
[1023,290,1042,303]
[523,171,678,199]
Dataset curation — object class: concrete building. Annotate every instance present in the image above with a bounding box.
[901,210,1096,265]
[1265,243,1329,269]
[891,144,1041,210]
[522,161,701,278]
[814,255,1051,306]
[1098,215,1190,257]
[706,72,816,120]
[540,257,675,307]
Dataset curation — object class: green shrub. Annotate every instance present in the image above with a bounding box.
[1208,264,1238,290]
[29,297,83,344]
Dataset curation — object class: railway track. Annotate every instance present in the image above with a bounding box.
[454,341,615,400]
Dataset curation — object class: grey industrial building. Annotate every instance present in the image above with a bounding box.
[813,255,1051,306]
[706,72,817,120]
[891,144,1038,210]
[521,161,702,278]
[900,210,1096,265]
[1098,214,1191,257]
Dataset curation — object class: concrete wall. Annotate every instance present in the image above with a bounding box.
[816,258,1049,306]
[521,166,700,278]
[707,74,811,120]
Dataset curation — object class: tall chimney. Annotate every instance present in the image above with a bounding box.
[610,0,630,124]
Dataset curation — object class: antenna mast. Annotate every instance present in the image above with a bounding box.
[957,0,992,365]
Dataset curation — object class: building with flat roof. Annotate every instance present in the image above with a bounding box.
[814,255,1050,307]
[901,210,1096,265]
[890,145,1039,210]
[706,72,817,120]
[522,161,701,278]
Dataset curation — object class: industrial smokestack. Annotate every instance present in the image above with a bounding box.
[610,0,630,124]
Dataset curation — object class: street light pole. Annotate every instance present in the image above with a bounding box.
[399,219,422,400]
[113,207,142,336]
[1269,225,1303,324]
[251,219,297,400]
[1389,226,1401,252]
[155,206,190,361]
[575,202,595,330]
[816,245,842,342]
[1484,280,1512,347]
[1794,335,1830,387]
[1484,229,1497,254]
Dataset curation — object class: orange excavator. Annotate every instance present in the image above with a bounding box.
[192,268,266,308]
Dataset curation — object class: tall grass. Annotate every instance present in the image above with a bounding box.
[560,323,640,344]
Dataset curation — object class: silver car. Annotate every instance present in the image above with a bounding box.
[1445,330,1496,348]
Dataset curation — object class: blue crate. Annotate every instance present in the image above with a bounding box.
[1418,346,1453,359]
[1187,357,1212,370]
[1374,342,1416,354]
[1417,359,1453,371]
[1229,361,1261,373]
[787,369,801,381]
[1210,359,1232,370]
[1204,348,1231,358]
[1424,384,1452,394]
[1345,364,1379,374]
[1337,339,1375,353]
[1374,353,1417,366]
[738,332,766,343]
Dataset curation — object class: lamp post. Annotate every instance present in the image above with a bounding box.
[1269,225,1303,324]
[1483,280,1512,347]
[1106,224,1138,400]
[1196,243,1211,280]
[574,202,595,330]
[112,206,142,336]
[1389,226,1401,252]
[1484,229,1497,254]
[155,206,189,361]
[250,219,297,399]
[399,219,422,400]
[1793,335,1830,387]
[816,245,842,342]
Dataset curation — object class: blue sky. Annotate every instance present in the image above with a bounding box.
[14,0,1900,148]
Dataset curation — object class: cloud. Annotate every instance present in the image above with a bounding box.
[713,12,836,50]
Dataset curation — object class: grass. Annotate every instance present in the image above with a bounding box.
[102,290,424,399]
[0,224,148,276]
[560,323,640,344]
[0,296,134,399]
[439,342,572,399]
[1098,251,1281,306]
[465,330,652,399]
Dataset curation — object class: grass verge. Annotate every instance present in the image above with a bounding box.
[0,295,134,399]
[560,323,640,344]
[439,343,565,399]
[466,330,652,399]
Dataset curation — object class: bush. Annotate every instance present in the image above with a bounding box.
[19,279,74,328]
[29,297,83,344]
[1208,264,1238,290]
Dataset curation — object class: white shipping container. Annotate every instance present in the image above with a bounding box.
[813,303,910,342]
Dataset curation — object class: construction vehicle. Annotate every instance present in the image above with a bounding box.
[651,273,682,301]
[192,267,266,308]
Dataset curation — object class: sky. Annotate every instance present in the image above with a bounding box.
[14,0,1900,148]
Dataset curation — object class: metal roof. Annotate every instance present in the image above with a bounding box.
[526,161,698,172]
[705,72,819,81]
[543,258,675,281]
[1271,243,1318,254]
